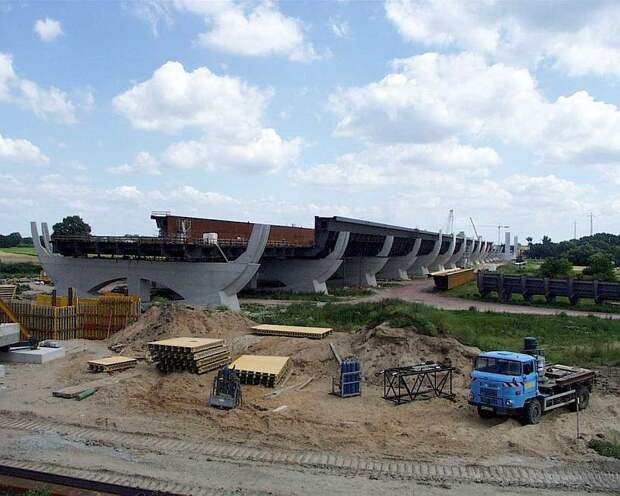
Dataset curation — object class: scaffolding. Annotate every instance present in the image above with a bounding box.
[382,362,455,405]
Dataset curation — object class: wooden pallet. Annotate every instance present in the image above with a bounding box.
[88,356,138,373]
[230,355,291,387]
[251,324,332,339]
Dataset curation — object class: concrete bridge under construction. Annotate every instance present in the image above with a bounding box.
[32,213,506,310]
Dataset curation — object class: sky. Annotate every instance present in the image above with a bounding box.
[1,0,619,243]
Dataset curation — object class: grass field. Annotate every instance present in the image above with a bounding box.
[239,287,374,302]
[0,246,36,256]
[247,299,620,367]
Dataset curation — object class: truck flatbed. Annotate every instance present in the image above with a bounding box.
[539,364,595,393]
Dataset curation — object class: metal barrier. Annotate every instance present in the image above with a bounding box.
[477,271,620,304]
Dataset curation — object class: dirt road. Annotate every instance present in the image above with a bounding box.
[0,414,618,495]
[362,279,620,320]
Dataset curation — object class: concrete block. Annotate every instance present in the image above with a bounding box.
[0,323,20,348]
[0,347,66,364]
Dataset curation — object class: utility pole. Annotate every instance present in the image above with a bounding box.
[573,221,577,240]
[589,212,593,236]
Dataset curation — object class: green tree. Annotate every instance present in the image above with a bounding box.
[538,257,573,278]
[583,253,616,281]
[0,232,22,248]
[52,216,91,238]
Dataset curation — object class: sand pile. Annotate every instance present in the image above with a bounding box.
[347,323,480,385]
[109,303,255,356]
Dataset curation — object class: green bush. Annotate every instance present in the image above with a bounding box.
[0,262,41,277]
[538,257,573,278]
[589,438,620,459]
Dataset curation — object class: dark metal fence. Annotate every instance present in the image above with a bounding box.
[477,271,620,304]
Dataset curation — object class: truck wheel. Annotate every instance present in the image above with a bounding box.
[477,406,494,419]
[570,386,589,411]
[523,399,542,425]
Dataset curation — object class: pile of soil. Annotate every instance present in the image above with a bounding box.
[108,304,255,356]
[347,324,480,385]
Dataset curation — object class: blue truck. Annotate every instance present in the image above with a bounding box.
[469,337,595,424]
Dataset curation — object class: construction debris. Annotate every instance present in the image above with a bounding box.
[229,355,291,387]
[88,356,137,373]
[208,366,242,410]
[148,337,230,375]
[251,324,332,339]
[76,387,97,401]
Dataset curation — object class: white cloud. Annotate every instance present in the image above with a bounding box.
[0,133,49,164]
[34,17,63,42]
[161,129,301,173]
[113,61,267,134]
[330,52,620,166]
[329,16,351,38]
[106,152,162,176]
[293,140,500,190]
[114,61,301,173]
[129,0,173,36]
[172,0,321,61]
[0,52,77,123]
[385,0,620,79]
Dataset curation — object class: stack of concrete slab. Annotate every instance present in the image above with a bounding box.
[229,355,291,387]
[148,337,230,375]
[251,324,332,339]
[0,346,66,364]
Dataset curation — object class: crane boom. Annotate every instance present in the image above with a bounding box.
[469,217,479,239]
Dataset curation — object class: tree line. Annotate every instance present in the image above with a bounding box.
[527,233,620,267]
[527,233,619,281]
[0,232,33,248]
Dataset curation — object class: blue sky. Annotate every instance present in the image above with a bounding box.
[1,0,619,243]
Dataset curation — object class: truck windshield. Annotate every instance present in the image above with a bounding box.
[474,357,522,376]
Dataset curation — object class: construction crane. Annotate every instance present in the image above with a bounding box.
[469,217,479,239]
[475,222,510,244]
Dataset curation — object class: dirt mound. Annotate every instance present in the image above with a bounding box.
[347,323,480,385]
[109,303,255,356]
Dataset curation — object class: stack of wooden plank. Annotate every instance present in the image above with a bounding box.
[88,356,137,373]
[148,337,230,374]
[229,355,291,387]
[251,324,332,339]
[0,285,16,301]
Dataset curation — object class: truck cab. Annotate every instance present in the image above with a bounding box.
[469,339,594,425]
[469,351,538,419]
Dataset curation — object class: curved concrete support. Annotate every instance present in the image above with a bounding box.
[32,222,270,311]
[429,233,456,273]
[471,238,485,267]
[409,232,442,276]
[339,235,394,287]
[257,231,351,294]
[377,237,422,281]
[446,237,467,269]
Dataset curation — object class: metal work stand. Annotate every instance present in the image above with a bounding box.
[382,363,455,405]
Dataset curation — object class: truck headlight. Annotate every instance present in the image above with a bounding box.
[506,399,513,407]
